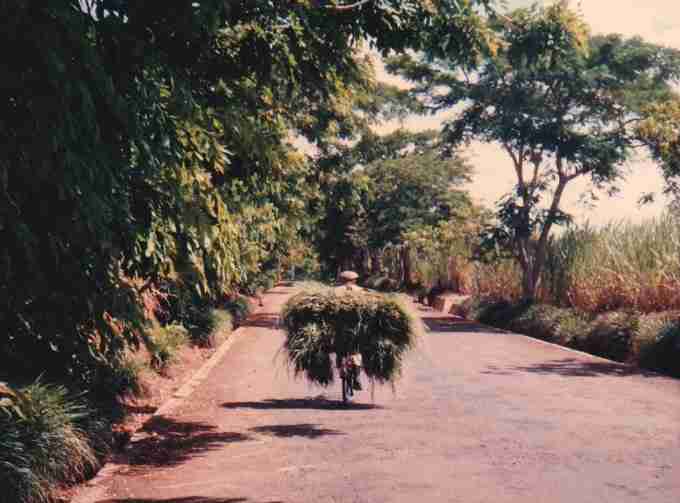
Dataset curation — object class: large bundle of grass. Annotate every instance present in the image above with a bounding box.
[281,290,420,388]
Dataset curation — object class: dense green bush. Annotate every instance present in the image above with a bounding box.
[506,304,591,347]
[224,297,252,327]
[459,297,680,376]
[456,296,513,325]
[637,318,680,377]
[148,325,189,371]
[0,381,101,503]
[161,286,216,346]
[204,310,234,347]
[88,356,147,403]
[583,312,640,361]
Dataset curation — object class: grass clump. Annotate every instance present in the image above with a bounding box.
[91,355,147,401]
[636,315,680,377]
[582,312,640,361]
[460,297,680,376]
[456,296,512,324]
[0,380,100,503]
[224,297,251,327]
[281,290,421,388]
[207,309,234,346]
[147,325,189,371]
[506,304,590,347]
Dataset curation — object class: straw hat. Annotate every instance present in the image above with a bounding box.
[338,271,359,282]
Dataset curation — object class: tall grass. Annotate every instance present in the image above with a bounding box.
[0,380,101,503]
[545,215,680,313]
[441,213,680,314]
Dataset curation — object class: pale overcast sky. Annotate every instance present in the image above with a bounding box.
[376,0,680,225]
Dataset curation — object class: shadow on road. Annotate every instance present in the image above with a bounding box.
[251,423,344,439]
[483,358,658,378]
[239,313,281,329]
[100,498,282,503]
[123,416,251,470]
[258,288,292,297]
[422,317,508,334]
[222,397,381,411]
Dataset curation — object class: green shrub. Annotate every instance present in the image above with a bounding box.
[456,296,515,325]
[507,304,590,347]
[637,318,680,377]
[583,312,640,361]
[206,309,234,347]
[224,296,252,326]
[147,325,189,371]
[0,380,99,503]
[243,269,278,296]
[460,295,680,376]
[90,355,147,402]
[159,283,216,346]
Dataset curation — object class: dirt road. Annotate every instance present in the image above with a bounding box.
[84,285,680,503]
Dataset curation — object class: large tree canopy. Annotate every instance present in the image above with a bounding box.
[387,1,680,299]
[0,1,496,383]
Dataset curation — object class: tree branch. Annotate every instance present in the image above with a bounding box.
[503,142,524,186]
[530,158,540,188]
[535,169,569,279]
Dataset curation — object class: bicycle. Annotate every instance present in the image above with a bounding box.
[339,354,362,403]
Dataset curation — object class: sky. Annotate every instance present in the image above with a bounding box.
[375,0,680,225]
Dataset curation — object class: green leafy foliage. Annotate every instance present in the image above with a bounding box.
[147,325,189,371]
[224,297,253,327]
[316,129,476,277]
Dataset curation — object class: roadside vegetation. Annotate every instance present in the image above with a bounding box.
[359,2,680,378]
[446,216,680,377]
[0,1,495,501]
[5,1,680,501]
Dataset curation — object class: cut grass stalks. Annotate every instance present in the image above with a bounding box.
[281,289,422,389]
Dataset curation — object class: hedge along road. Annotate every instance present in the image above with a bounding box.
[80,284,680,503]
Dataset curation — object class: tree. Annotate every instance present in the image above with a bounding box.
[316,130,475,278]
[0,0,498,384]
[387,1,680,299]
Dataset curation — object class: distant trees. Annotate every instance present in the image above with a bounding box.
[316,130,476,282]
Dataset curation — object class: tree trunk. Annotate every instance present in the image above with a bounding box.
[370,251,381,275]
[521,262,540,301]
[520,175,569,301]
[360,248,371,277]
[401,246,412,287]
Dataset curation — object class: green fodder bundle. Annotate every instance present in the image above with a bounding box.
[281,290,421,387]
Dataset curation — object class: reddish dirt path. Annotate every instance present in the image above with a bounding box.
[82,285,680,503]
